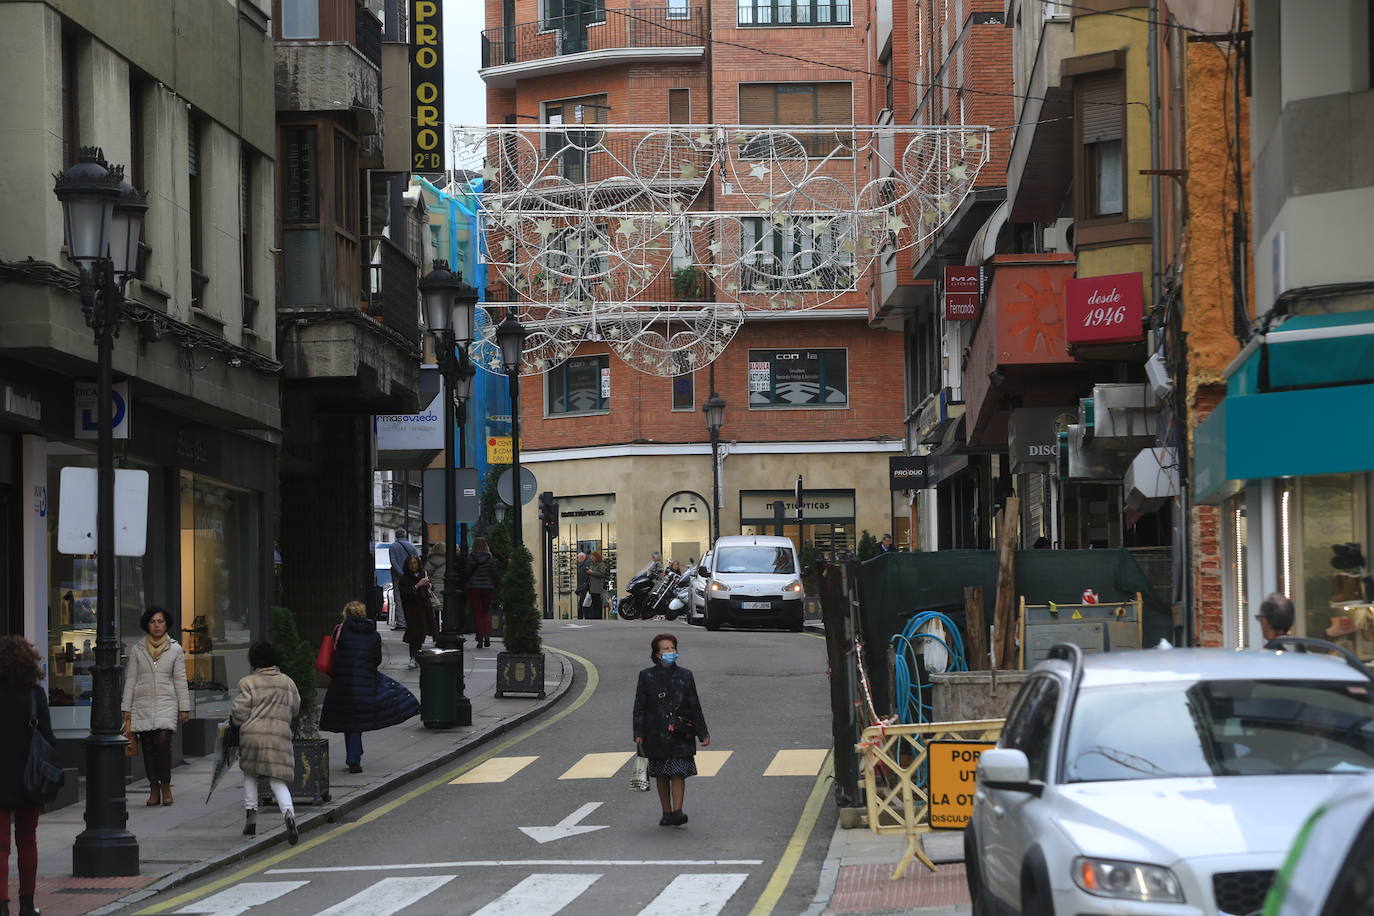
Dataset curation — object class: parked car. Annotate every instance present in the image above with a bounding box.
[1262,769,1374,916]
[686,550,711,626]
[699,535,805,632]
[966,640,1374,916]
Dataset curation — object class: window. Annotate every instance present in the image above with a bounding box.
[283,127,318,223]
[672,373,695,410]
[544,0,605,25]
[1003,676,1060,782]
[547,355,610,415]
[129,75,150,278]
[188,117,205,281]
[738,0,852,26]
[334,132,358,236]
[240,147,257,328]
[61,30,81,167]
[538,223,610,295]
[544,94,608,183]
[741,217,855,291]
[747,348,848,408]
[668,0,691,18]
[715,545,797,574]
[668,88,690,124]
[1079,72,1124,218]
[738,82,853,157]
[281,0,320,39]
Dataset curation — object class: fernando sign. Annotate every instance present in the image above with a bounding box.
[410,0,444,176]
[1065,271,1144,346]
[944,266,983,320]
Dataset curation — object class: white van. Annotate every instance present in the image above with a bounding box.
[699,535,805,632]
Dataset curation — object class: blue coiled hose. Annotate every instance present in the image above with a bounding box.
[891,611,969,724]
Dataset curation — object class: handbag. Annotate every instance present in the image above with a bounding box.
[665,710,696,742]
[123,723,139,758]
[24,690,64,804]
[629,747,650,792]
[315,623,342,676]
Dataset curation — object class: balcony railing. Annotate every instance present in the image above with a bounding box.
[381,481,422,512]
[356,6,382,69]
[485,262,715,305]
[362,235,420,345]
[480,7,706,69]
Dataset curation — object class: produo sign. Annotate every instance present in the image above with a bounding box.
[410,0,444,176]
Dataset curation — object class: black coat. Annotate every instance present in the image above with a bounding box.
[465,551,498,591]
[319,616,419,733]
[633,664,708,760]
[0,684,56,808]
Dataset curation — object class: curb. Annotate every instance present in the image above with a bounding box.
[92,651,577,913]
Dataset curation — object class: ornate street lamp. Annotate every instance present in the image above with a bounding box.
[703,390,726,544]
[54,148,143,877]
[495,311,529,547]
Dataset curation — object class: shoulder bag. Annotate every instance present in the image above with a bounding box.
[24,689,64,803]
[664,673,697,742]
[315,623,342,677]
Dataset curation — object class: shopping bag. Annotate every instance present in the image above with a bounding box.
[629,749,650,792]
[315,623,341,676]
[582,592,593,608]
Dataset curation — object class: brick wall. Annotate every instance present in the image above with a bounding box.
[1191,384,1226,646]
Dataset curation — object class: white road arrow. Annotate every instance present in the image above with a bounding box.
[519,802,609,844]
[562,623,592,629]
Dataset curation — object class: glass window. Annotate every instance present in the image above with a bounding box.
[660,491,710,569]
[281,0,320,38]
[715,545,797,574]
[738,0,852,26]
[1090,139,1123,216]
[547,355,610,415]
[1065,680,1374,782]
[738,82,853,158]
[741,218,855,291]
[672,373,694,411]
[1003,677,1059,781]
[747,348,849,408]
[1296,474,1367,642]
[282,127,318,224]
[551,494,616,618]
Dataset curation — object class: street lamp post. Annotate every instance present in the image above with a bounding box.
[55,147,146,877]
[419,260,477,726]
[703,390,726,544]
[495,311,529,547]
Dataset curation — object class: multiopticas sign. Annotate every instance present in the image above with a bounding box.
[410,0,444,175]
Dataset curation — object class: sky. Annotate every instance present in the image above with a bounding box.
[444,3,488,130]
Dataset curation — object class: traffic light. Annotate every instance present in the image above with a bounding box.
[538,491,558,539]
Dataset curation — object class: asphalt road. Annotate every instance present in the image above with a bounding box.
[128,619,840,916]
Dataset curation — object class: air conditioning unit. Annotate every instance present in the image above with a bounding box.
[1065,424,1121,480]
[1043,218,1075,253]
[1124,447,1180,511]
[1092,383,1159,448]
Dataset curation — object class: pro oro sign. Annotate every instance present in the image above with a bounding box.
[409,0,444,175]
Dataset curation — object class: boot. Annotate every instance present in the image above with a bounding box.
[18,896,38,916]
[2,900,10,915]
[146,784,162,806]
[285,812,299,846]
[243,809,256,836]
[161,784,174,805]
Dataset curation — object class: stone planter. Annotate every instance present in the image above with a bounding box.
[495,652,546,698]
[260,737,331,806]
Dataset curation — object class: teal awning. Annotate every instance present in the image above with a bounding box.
[1229,309,1374,396]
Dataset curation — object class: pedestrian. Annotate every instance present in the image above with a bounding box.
[0,636,53,916]
[121,606,191,806]
[465,538,499,648]
[399,554,438,667]
[573,551,589,616]
[1257,593,1295,644]
[425,540,448,630]
[388,529,419,630]
[878,533,896,553]
[633,633,710,827]
[232,642,301,845]
[583,550,608,619]
[320,601,420,774]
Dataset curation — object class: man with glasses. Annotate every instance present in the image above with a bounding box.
[1257,592,1295,645]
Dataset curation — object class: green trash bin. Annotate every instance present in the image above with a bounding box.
[417,647,460,728]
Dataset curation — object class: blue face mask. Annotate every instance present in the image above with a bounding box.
[659,652,678,665]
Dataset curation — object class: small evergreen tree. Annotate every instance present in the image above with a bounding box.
[499,543,541,654]
[856,530,879,561]
[268,606,318,739]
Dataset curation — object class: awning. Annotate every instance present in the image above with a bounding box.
[1229,309,1374,395]
[966,200,1009,267]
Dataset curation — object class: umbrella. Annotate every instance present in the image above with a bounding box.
[205,720,240,803]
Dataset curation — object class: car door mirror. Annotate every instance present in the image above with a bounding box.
[697,566,709,577]
[978,748,1044,797]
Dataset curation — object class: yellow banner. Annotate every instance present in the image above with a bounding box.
[486,436,512,464]
[928,741,997,829]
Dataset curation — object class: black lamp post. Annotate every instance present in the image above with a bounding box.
[419,260,477,726]
[495,311,529,547]
[703,390,726,544]
[55,147,145,877]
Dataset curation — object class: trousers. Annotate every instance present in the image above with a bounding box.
[139,728,175,785]
[244,773,294,816]
[344,732,363,766]
[468,588,494,640]
[0,807,39,900]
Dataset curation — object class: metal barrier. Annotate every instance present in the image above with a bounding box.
[856,718,1004,879]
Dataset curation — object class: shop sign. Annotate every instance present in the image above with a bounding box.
[376,389,443,451]
[944,266,983,320]
[56,466,149,557]
[739,489,855,522]
[421,466,479,523]
[1066,272,1144,346]
[748,361,770,393]
[600,366,611,399]
[409,0,444,176]
[663,491,709,515]
[558,493,616,524]
[928,741,996,829]
[74,381,130,440]
[1008,406,1076,473]
[486,435,512,464]
[889,455,931,490]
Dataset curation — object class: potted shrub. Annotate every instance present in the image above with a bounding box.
[265,607,330,805]
[495,544,545,698]
[672,266,707,301]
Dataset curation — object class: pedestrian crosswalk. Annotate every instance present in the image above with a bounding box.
[172,869,752,916]
[450,749,824,785]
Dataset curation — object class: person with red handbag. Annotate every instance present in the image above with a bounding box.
[319,601,418,773]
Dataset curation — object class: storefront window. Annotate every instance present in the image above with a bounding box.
[1293,474,1368,652]
[552,494,616,619]
[660,491,710,568]
[738,489,856,561]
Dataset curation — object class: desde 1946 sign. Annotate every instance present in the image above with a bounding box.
[1065,271,1144,346]
[410,0,444,176]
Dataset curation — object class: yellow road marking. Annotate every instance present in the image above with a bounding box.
[693,750,733,777]
[763,749,829,776]
[747,751,833,916]
[449,755,539,784]
[558,751,635,780]
[137,646,598,915]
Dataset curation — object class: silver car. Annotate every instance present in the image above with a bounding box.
[686,550,711,626]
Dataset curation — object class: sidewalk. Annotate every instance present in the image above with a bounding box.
[31,627,573,916]
[808,822,972,915]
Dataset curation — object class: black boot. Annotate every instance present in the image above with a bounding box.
[2,899,10,915]
[243,809,256,836]
[18,895,37,916]
[285,813,299,846]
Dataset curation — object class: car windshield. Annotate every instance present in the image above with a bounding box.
[715,546,796,575]
[1064,679,1374,782]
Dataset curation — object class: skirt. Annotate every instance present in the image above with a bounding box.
[647,756,697,778]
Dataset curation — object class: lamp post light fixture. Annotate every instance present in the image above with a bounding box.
[495,311,529,548]
[703,390,726,544]
[419,260,478,725]
[54,147,145,877]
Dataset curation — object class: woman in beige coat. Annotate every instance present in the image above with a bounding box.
[231,642,302,844]
[121,607,190,806]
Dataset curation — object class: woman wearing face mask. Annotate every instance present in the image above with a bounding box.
[632,633,710,826]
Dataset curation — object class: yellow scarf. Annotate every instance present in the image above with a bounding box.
[145,632,170,663]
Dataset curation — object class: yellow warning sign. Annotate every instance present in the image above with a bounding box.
[1071,609,1084,619]
[486,436,512,463]
[928,741,997,829]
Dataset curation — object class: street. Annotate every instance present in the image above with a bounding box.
[122,621,838,916]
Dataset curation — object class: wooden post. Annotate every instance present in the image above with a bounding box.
[964,585,986,671]
[992,497,1020,670]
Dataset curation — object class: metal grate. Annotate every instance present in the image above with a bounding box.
[1212,870,1275,916]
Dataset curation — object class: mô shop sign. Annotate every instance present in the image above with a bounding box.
[410,0,444,176]
[1065,272,1144,346]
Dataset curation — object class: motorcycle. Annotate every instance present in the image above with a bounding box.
[617,561,663,620]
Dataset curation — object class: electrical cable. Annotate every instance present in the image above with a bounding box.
[890,610,968,725]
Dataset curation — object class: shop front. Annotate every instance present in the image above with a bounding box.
[660,490,710,569]
[552,493,617,619]
[739,489,856,559]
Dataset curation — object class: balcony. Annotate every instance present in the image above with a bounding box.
[480,8,706,87]
[362,235,421,347]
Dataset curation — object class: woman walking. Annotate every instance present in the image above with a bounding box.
[121,607,190,805]
[465,538,499,647]
[0,636,53,916]
[320,601,419,773]
[632,633,710,826]
[424,541,447,629]
[583,550,608,620]
[398,554,438,668]
[231,642,302,845]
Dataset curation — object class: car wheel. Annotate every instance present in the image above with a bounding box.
[1021,879,1053,916]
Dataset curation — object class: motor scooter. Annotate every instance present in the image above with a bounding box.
[617,561,662,620]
